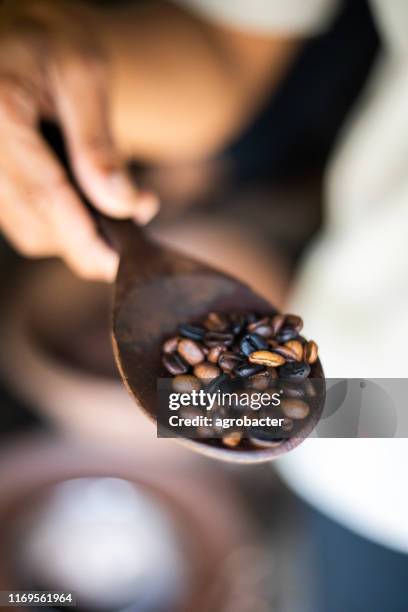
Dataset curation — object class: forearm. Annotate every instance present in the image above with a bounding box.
[102,1,299,162]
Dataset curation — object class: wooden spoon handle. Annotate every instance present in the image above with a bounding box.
[40,120,152,255]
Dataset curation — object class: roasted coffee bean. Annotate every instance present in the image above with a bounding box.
[271,314,285,335]
[249,350,286,367]
[162,352,189,375]
[304,378,317,397]
[271,345,297,362]
[249,428,284,449]
[284,340,304,361]
[281,398,310,420]
[246,312,260,324]
[206,373,232,394]
[162,336,179,354]
[276,326,299,343]
[219,351,245,373]
[229,313,245,335]
[282,418,294,432]
[203,312,229,332]
[193,362,221,381]
[172,374,202,393]
[178,324,206,341]
[223,432,242,448]
[245,370,272,391]
[279,361,311,382]
[282,383,305,400]
[304,340,318,364]
[240,333,269,356]
[234,363,265,378]
[285,314,303,333]
[208,345,225,364]
[178,338,205,366]
[204,331,234,347]
[162,308,320,451]
[247,317,273,337]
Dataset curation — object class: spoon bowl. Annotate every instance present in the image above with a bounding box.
[108,222,325,463]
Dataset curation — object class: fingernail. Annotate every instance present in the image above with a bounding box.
[133,192,160,225]
[109,169,139,200]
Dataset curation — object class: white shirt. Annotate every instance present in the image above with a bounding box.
[176,0,408,552]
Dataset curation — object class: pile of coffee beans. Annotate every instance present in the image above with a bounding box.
[161,311,320,451]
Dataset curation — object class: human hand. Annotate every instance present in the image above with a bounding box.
[0,0,158,281]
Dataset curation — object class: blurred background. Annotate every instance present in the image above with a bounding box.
[1,0,407,611]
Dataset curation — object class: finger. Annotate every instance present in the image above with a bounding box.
[49,48,159,224]
[0,119,118,281]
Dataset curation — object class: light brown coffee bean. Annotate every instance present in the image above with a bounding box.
[271,314,285,335]
[272,345,298,361]
[178,338,205,366]
[304,340,318,364]
[281,398,310,420]
[222,432,242,448]
[284,340,304,361]
[208,345,225,364]
[203,312,229,332]
[172,374,202,393]
[249,350,286,367]
[194,362,221,381]
[162,336,179,353]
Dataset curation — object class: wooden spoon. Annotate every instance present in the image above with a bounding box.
[43,122,324,463]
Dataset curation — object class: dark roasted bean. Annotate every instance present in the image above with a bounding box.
[279,361,311,382]
[203,312,229,332]
[281,398,310,419]
[206,373,232,394]
[172,374,202,393]
[218,351,245,373]
[240,333,268,356]
[234,363,265,378]
[162,336,179,353]
[178,324,206,340]
[276,326,299,343]
[204,331,234,347]
[282,418,294,432]
[285,314,303,333]
[249,428,284,448]
[282,383,305,400]
[178,338,205,366]
[246,312,260,324]
[162,352,189,375]
[247,316,269,332]
[229,313,245,335]
[245,370,271,391]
